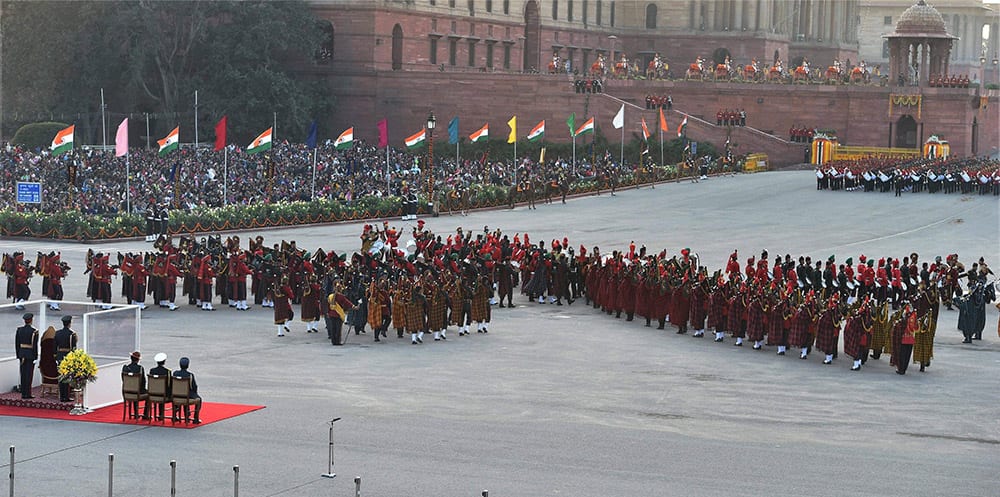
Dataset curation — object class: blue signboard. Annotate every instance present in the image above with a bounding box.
[16,182,42,204]
[690,142,698,155]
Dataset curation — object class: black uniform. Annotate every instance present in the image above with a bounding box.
[15,323,39,398]
[148,363,172,420]
[54,324,78,401]
[171,367,201,422]
[122,360,148,418]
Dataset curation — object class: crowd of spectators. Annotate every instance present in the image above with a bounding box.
[0,139,625,215]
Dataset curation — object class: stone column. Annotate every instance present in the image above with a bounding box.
[706,0,716,31]
[920,40,928,86]
[734,0,743,31]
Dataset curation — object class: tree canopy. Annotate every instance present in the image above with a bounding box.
[1,0,332,145]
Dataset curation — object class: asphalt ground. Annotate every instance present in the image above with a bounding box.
[1,170,999,497]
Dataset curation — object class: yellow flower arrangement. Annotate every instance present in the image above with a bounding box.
[57,349,98,389]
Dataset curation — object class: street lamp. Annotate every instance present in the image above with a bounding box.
[426,112,436,202]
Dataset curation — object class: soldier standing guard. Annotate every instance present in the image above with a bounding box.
[15,313,39,399]
[55,315,78,402]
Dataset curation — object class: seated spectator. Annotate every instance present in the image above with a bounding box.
[122,350,148,419]
[148,352,171,421]
[171,356,202,424]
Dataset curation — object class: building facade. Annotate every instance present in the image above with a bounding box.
[312,0,860,76]
[858,0,998,84]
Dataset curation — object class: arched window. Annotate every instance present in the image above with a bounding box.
[503,0,509,15]
[392,24,403,70]
[552,0,559,20]
[486,0,492,13]
[645,3,657,29]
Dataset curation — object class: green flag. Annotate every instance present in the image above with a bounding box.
[567,113,575,138]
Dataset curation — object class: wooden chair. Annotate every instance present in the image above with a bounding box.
[170,376,200,424]
[146,374,171,423]
[121,372,148,421]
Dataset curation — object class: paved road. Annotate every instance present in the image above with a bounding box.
[2,171,999,497]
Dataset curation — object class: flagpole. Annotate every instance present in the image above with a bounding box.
[311,148,317,200]
[386,145,390,194]
[223,146,229,206]
[620,125,624,171]
[100,88,107,150]
[572,134,576,176]
[659,120,664,168]
[145,113,150,150]
[194,90,199,149]
[126,153,130,214]
[513,140,517,186]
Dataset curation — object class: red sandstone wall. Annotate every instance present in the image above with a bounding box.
[317,67,998,166]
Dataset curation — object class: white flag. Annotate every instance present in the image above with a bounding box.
[612,104,624,130]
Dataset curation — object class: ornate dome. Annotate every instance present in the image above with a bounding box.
[893,0,948,36]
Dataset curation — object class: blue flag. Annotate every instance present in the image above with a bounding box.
[306,121,318,149]
[448,117,459,145]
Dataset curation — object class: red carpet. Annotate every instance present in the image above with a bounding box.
[0,401,265,429]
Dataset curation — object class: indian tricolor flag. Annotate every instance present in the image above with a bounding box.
[157,127,179,157]
[574,117,594,137]
[248,127,273,155]
[334,127,354,150]
[676,115,688,138]
[405,128,426,149]
[527,120,545,142]
[50,125,75,155]
[469,123,489,143]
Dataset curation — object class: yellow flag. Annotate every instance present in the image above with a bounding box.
[507,116,517,144]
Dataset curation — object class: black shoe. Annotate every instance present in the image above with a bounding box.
[851,365,861,371]
[60,398,70,402]
[714,337,723,342]
[676,329,686,334]
[499,304,505,308]
[734,342,743,347]
[962,338,972,343]
[896,370,905,375]
[777,351,785,355]
[374,337,381,342]
[919,365,925,372]
[752,344,761,350]
[22,395,34,399]
[823,359,832,364]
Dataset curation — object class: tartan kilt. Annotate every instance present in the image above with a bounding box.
[471,292,490,322]
[745,304,766,342]
[392,295,408,332]
[788,312,812,348]
[405,301,426,332]
[814,319,839,354]
[449,289,465,325]
[273,297,293,325]
[670,290,690,326]
[689,290,707,329]
[427,295,449,331]
[707,294,727,331]
[842,318,866,359]
[765,305,787,345]
[912,328,934,364]
[367,297,384,330]
[889,321,905,367]
[870,321,892,355]
[727,300,745,337]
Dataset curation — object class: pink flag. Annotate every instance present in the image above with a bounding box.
[376,119,388,148]
[115,118,129,157]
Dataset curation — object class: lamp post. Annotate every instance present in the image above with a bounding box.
[426,112,436,203]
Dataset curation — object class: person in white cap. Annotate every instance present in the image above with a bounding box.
[148,353,171,421]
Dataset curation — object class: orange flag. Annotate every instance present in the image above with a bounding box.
[658,107,668,132]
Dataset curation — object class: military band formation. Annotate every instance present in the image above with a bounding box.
[6,220,996,374]
[815,156,1000,195]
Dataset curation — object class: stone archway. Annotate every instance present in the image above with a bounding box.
[895,115,918,149]
[523,0,541,72]
[392,24,403,71]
